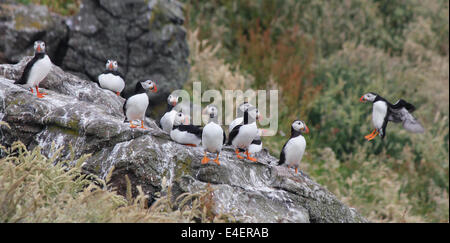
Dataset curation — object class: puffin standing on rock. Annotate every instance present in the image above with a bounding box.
[171,112,202,147]
[123,80,157,129]
[359,92,424,141]
[97,60,125,96]
[15,40,52,98]
[227,107,259,162]
[278,120,309,174]
[201,105,226,165]
[160,94,180,133]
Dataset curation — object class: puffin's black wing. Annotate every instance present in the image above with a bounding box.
[177,125,203,139]
[15,55,41,85]
[278,142,287,165]
[122,100,128,122]
[390,99,416,112]
[223,130,227,145]
[251,138,262,145]
[388,100,424,133]
[227,125,242,145]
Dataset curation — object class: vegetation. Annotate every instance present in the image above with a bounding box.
[7,0,449,222]
[184,0,449,222]
[0,138,233,223]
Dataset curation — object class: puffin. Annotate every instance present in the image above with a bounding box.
[229,101,254,132]
[227,107,259,161]
[171,111,202,147]
[15,40,52,98]
[201,105,226,165]
[248,129,263,156]
[97,60,125,96]
[278,120,309,174]
[123,80,157,129]
[359,92,424,141]
[159,94,180,133]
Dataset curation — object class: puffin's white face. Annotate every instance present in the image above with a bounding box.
[167,94,178,106]
[141,80,157,93]
[206,105,218,118]
[292,120,309,133]
[106,60,118,71]
[174,112,190,125]
[360,93,377,103]
[34,41,46,54]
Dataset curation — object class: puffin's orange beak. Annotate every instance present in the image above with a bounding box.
[359,95,365,102]
[36,45,41,53]
[304,125,310,134]
[171,101,177,107]
[184,116,190,125]
[109,63,113,70]
[151,85,157,93]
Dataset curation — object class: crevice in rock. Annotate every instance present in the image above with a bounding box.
[53,24,70,66]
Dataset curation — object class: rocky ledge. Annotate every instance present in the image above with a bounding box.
[0,59,367,223]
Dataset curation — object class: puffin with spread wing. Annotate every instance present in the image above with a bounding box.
[359,92,424,141]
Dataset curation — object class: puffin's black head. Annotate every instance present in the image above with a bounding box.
[140,80,157,93]
[167,94,179,107]
[291,120,309,134]
[204,104,218,119]
[34,41,46,54]
[174,111,190,125]
[105,60,118,71]
[359,92,378,103]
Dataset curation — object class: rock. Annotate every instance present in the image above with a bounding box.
[0,60,367,223]
[62,0,190,111]
[0,0,190,118]
[0,3,68,65]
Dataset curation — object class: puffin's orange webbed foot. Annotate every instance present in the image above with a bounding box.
[245,151,257,162]
[185,144,197,147]
[139,121,147,129]
[366,131,379,141]
[235,149,244,159]
[201,156,210,164]
[364,129,376,139]
[130,124,138,128]
[213,153,220,165]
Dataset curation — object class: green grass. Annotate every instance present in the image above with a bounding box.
[184,0,449,222]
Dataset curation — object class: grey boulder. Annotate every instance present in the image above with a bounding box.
[0,60,367,223]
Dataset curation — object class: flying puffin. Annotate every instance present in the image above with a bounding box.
[123,80,157,129]
[201,105,226,165]
[160,94,180,133]
[248,129,263,156]
[15,40,52,98]
[278,120,309,174]
[229,101,254,132]
[359,92,424,141]
[227,107,259,161]
[171,111,202,147]
[97,60,125,96]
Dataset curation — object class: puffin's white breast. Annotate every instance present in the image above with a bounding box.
[27,55,52,87]
[372,101,388,129]
[171,128,201,146]
[231,122,257,149]
[202,122,223,153]
[98,73,125,93]
[160,110,177,133]
[284,135,306,167]
[126,93,149,121]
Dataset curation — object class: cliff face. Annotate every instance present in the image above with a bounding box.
[0,59,367,223]
[0,0,189,116]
